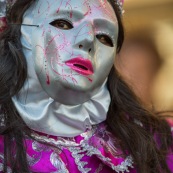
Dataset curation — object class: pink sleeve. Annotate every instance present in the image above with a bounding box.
[0,135,4,153]
[0,135,4,172]
[166,118,173,172]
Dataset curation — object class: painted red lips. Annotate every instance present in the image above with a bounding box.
[65,57,94,76]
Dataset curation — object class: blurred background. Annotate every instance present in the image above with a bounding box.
[116,0,173,112]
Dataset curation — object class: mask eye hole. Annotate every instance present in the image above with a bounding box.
[50,19,73,30]
[96,34,114,47]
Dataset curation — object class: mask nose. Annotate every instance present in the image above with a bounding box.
[73,22,95,54]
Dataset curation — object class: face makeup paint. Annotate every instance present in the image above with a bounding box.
[30,0,118,105]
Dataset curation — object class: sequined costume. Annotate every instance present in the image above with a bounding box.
[0,122,173,173]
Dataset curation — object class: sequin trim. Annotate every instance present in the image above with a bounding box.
[31,126,96,148]
[50,152,69,173]
[0,154,12,173]
[27,153,42,166]
[31,125,134,173]
[69,146,91,173]
[82,141,134,173]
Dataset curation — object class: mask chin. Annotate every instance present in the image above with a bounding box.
[40,78,108,105]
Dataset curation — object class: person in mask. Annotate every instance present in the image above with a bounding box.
[0,0,172,172]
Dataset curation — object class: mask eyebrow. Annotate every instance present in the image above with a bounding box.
[56,9,84,22]
[93,18,118,34]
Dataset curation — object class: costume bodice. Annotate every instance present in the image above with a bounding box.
[0,122,173,173]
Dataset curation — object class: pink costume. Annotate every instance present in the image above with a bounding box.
[0,122,173,172]
[0,0,173,172]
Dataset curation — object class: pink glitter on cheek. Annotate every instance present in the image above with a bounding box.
[56,0,63,14]
[65,0,73,18]
[34,29,80,85]
[37,0,51,17]
[86,0,116,20]
[56,0,73,18]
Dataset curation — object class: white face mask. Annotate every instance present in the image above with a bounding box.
[12,0,119,137]
[31,0,118,105]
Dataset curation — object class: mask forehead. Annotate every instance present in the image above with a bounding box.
[33,0,117,24]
